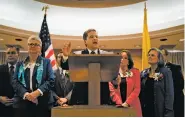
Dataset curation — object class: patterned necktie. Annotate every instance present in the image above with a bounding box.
[9,65,14,79]
[91,51,95,54]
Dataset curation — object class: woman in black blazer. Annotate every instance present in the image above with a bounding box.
[140,48,174,117]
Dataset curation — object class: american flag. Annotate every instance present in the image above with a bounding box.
[39,14,57,70]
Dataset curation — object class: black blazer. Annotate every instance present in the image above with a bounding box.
[0,64,14,99]
[52,68,74,104]
[165,62,184,117]
[0,64,15,116]
[140,67,174,117]
[165,62,184,93]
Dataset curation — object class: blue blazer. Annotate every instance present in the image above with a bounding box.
[12,56,55,108]
[140,67,174,117]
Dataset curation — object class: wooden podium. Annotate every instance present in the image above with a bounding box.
[51,54,136,117]
[52,105,136,117]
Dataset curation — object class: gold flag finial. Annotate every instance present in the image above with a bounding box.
[42,5,49,15]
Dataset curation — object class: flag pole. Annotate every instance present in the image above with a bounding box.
[42,5,49,15]
[141,1,151,70]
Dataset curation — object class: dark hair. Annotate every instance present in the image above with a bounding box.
[148,47,165,68]
[83,29,96,41]
[56,52,62,59]
[121,50,134,69]
[160,48,169,56]
[7,46,20,54]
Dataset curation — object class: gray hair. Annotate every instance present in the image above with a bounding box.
[148,47,165,68]
[28,35,42,46]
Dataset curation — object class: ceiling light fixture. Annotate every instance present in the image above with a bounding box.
[135,45,141,48]
[76,45,81,48]
[160,38,168,41]
[179,39,185,42]
[15,38,22,41]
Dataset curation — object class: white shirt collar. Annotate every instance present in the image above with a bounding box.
[8,63,16,68]
[8,63,16,71]
[58,66,65,75]
[119,68,124,78]
[87,48,98,54]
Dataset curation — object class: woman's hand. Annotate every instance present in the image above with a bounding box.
[62,104,68,107]
[122,102,129,107]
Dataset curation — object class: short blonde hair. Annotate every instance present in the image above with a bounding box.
[28,35,42,46]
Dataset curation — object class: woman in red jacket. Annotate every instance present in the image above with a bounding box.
[109,50,142,117]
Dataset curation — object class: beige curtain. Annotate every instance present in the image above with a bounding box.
[168,52,184,73]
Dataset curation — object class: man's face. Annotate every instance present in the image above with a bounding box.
[28,39,41,55]
[6,47,19,64]
[161,50,167,62]
[84,31,99,50]
[56,53,62,64]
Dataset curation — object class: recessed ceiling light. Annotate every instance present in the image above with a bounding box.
[160,38,167,41]
[0,39,4,41]
[76,45,81,48]
[135,45,141,48]
[99,45,105,48]
[15,38,22,41]
[179,39,185,42]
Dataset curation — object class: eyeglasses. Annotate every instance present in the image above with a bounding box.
[148,54,156,57]
[7,51,17,54]
[28,43,41,47]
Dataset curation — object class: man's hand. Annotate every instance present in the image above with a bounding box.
[0,96,13,105]
[57,98,68,106]
[62,42,71,56]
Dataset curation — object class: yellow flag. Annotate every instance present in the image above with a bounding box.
[142,2,151,70]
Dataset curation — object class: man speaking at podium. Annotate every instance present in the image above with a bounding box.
[60,29,113,105]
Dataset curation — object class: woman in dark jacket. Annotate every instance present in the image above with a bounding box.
[140,48,174,117]
[12,36,55,117]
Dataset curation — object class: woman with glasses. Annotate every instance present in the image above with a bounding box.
[140,48,174,117]
[109,50,142,117]
[12,35,55,117]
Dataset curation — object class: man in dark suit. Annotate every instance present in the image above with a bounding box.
[0,46,19,117]
[60,29,113,105]
[161,48,184,117]
[52,52,74,107]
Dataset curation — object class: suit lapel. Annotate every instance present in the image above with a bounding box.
[81,49,89,54]
[32,56,42,77]
[4,64,11,83]
[5,64,9,73]
[24,67,30,89]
